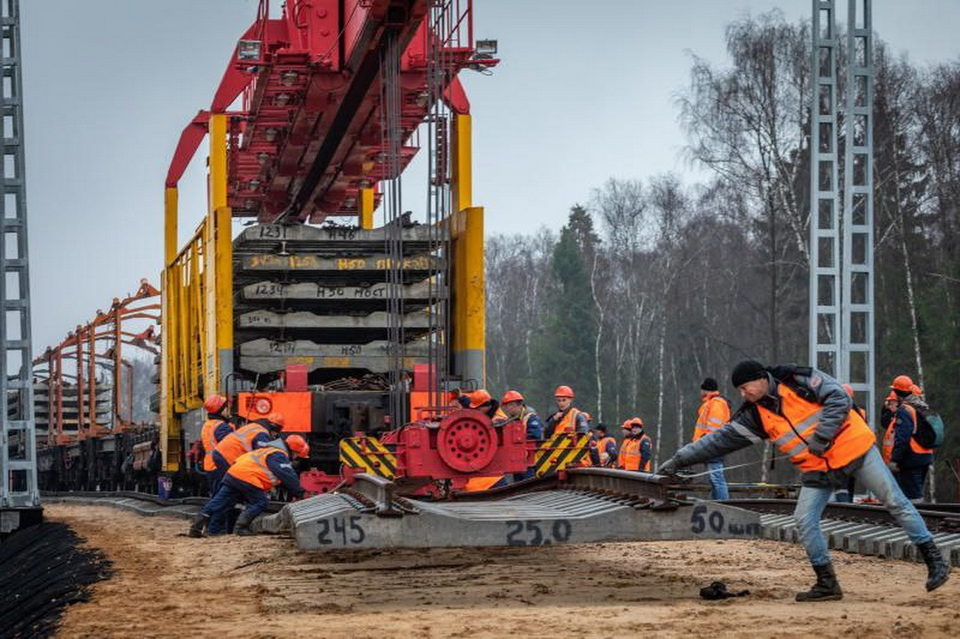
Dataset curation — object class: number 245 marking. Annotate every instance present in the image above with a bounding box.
[317,516,365,545]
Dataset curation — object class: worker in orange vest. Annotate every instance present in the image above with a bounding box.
[189,434,309,537]
[464,389,499,419]
[212,413,284,474]
[660,360,950,600]
[882,375,933,501]
[617,418,652,471]
[593,425,618,467]
[199,394,236,535]
[544,385,589,437]
[496,390,544,440]
[692,378,731,500]
[880,390,899,431]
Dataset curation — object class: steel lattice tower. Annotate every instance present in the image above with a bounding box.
[809,0,875,420]
[0,0,38,514]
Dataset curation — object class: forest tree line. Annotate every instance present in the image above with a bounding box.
[484,12,960,499]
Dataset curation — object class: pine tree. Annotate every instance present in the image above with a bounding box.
[531,206,599,413]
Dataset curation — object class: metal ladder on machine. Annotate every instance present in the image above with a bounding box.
[0,0,41,534]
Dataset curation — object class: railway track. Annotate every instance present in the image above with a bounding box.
[41,491,284,520]
[40,488,960,567]
[723,498,960,567]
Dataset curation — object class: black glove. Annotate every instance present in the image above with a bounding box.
[807,434,832,457]
[658,457,681,475]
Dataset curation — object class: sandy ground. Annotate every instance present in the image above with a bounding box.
[45,504,957,639]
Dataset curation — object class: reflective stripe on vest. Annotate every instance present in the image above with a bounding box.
[618,435,651,472]
[882,416,896,464]
[227,447,282,491]
[903,404,933,455]
[554,407,581,434]
[755,384,876,472]
[215,423,268,465]
[200,418,230,472]
[693,393,729,442]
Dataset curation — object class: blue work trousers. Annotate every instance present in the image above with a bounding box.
[202,478,270,523]
[894,464,929,501]
[705,458,729,500]
[205,466,228,534]
[794,447,933,566]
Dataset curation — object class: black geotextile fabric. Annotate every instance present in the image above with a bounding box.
[0,522,112,638]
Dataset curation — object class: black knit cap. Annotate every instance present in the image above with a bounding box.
[700,377,719,391]
[595,424,607,433]
[731,360,766,388]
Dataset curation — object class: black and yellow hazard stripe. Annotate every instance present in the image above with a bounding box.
[533,433,590,478]
[339,436,398,479]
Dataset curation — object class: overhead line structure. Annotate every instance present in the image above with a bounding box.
[840,0,875,421]
[808,1,842,382]
[808,0,875,420]
[0,0,39,522]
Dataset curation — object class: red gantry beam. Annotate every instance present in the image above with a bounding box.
[165,0,495,224]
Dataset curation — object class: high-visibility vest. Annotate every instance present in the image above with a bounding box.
[464,475,503,492]
[215,423,269,466]
[227,447,285,490]
[618,434,651,471]
[596,435,617,465]
[200,418,232,471]
[693,393,730,442]
[882,415,896,464]
[553,407,582,434]
[755,384,875,472]
[882,404,932,462]
[494,407,533,428]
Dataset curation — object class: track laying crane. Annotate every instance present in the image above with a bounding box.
[159,0,573,493]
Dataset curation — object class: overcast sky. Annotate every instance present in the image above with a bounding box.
[20,0,960,349]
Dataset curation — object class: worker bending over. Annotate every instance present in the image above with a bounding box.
[692,378,731,499]
[544,385,589,437]
[199,394,236,535]
[189,435,309,537]
[660,360,950,601]
[212,413,284,475]
[618,418,651,471]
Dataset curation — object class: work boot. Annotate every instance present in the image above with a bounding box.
[917,540,951,591]
[188,513,210,538]
[795,563,843,602]
[234,513,254,536]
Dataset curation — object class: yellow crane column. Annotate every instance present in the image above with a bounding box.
[450,113,485,386]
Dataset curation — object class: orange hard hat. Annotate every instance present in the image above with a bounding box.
[203,394,228,414]
[500,390,524,405]
[285,434,310,458]
[623,417,643,429]
[885,391,899,402]
[910,384,923,396]
[554,385,574,398]
[890,375,914,391]
[841,383,855,398]
[469,389,493,408]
